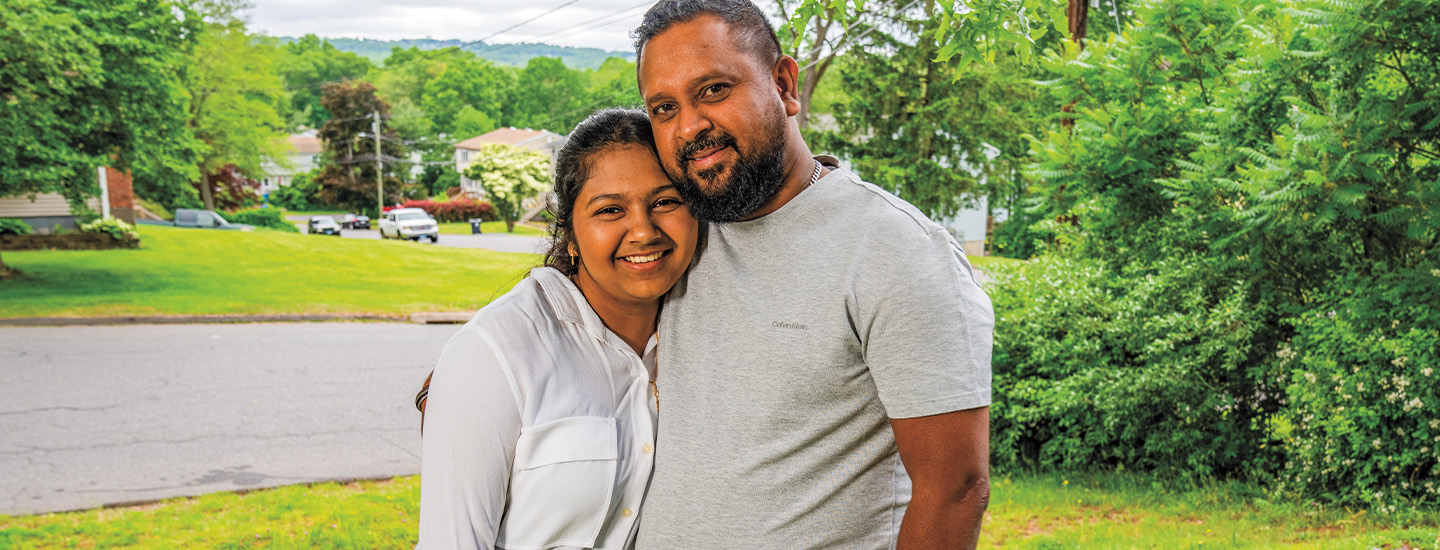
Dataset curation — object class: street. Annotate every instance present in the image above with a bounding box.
[289,214,549,254]
[0,322,460,515]
[335,227,549,254]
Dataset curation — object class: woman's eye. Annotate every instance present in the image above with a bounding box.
[653,197,684,211]
[596,206,622,215]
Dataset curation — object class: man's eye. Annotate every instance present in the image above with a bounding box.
[700,84,728,98]
[652,103,675,116]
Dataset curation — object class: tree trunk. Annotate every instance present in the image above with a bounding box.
[199,173,215,210]
[505,219,516,233]
[1061,0,1089,129]
[795,14,833,131]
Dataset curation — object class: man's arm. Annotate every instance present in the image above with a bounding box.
[891,406,990,550]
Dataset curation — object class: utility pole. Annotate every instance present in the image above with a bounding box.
[372,111,383,217]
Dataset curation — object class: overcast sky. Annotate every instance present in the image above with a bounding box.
[248,0,661,53]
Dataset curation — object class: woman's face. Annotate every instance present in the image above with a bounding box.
[570,145,699,307]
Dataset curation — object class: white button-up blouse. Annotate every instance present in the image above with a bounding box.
[418,267,659,550]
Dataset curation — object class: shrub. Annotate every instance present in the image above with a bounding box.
[401,199,496,223]
[228,208,299,233]
[0,218,34,235]
[988,252,1267,479]
[269,172,322,211]
[1279,265,1440,510]
[79,218,139,242]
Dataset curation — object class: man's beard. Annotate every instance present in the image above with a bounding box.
[668,121,787,223]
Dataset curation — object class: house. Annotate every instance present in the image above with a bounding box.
[454,127,566,197]
[259,131,323,198]
[0,167,136,233]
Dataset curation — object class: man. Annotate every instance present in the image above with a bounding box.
[632,1,995,548]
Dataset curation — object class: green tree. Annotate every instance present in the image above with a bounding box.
[314,81,404,215]
[509,56,587,134]
[451,106,497,142]
[274,35,374,130]
[813,11,1042,222]
[584,57,641,111]
[987,0,1440,508]
[372,46,474,109]
[186,19,290,210]
[462,143,550,232]
[0,0,203,210]
[420,57,514,135]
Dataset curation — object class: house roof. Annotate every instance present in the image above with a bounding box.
[289,134,322,155]
[454,127,564,152]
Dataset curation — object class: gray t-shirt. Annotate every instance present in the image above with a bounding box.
[637,162,994,549]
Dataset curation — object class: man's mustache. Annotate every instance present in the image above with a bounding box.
[679,132,738,165]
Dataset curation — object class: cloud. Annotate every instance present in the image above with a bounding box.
[249,0,651,52]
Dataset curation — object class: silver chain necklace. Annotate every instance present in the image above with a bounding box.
[806,159,823,187]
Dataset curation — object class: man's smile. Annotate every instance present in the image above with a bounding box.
[686,145,730,170]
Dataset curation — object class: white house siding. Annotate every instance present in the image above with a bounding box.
[0,193,103,233]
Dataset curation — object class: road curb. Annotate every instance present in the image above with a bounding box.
[0,314,410,327]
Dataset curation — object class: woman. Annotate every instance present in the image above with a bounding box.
[416,109,698,550]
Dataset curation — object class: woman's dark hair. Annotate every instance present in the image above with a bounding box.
[544,108,657,276]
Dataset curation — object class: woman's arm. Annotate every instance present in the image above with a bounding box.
[417,328,523,550]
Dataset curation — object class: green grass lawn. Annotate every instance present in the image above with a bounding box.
[969,254,1023,270]
[1,474,1432,549]
[436,221,547,236]
[0,225,539,318]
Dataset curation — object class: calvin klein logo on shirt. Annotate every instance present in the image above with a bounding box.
[772,321,808,331]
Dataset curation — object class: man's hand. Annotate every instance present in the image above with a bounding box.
[890,406,990,550]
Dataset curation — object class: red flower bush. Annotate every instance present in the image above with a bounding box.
[400,199,498,223]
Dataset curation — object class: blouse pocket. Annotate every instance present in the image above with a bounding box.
[497,416,619,549]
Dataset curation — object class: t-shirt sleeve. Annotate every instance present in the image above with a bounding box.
[856,226,994,419]
[416,326,522,550]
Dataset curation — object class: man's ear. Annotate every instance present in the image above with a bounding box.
[773,55,802,117]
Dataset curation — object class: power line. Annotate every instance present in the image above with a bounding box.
[481,0,653,57]
[461,0,585,49]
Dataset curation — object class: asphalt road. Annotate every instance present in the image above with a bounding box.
[289,215,548,254]
[0,322,460,515]
[335,227,549,254]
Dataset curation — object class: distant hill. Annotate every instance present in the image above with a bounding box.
[276,37,635,70]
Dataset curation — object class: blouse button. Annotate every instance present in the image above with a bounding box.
[642,444,653,454]
[622,508,634,518]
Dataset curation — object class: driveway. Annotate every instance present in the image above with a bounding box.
[0,322,458,515]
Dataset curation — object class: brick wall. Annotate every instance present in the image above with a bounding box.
[104,167,136,224]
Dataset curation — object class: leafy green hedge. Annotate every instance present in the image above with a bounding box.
[229,208,299,233]
[0,218,33,235]
[987,0,1439,511]
[79,218,139,241]
[1280,267,1440,510]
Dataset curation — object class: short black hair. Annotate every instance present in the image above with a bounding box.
[544,108,657,276]
[631,0,783,69]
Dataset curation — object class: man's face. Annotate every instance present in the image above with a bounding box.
[638,15,790,222]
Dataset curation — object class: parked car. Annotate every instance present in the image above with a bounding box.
[338,213,358,229]
[308,216,341,236]
[353,215,371,230]
[379,208,439,242]
[135,209,255,231]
